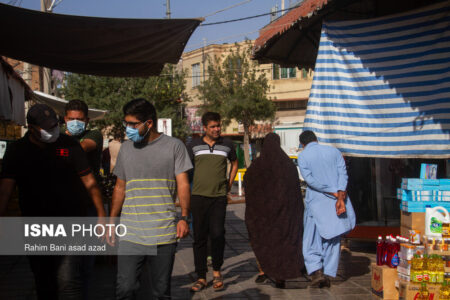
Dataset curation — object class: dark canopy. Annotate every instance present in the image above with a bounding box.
[0,3,201,77]
[253,0,443,68]
[244,133,304,280]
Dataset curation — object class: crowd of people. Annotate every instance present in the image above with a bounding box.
[0,98,355,299]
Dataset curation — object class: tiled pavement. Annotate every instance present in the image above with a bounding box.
[0,204,376,299]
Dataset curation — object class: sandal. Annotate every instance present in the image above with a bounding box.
[212,276,224,291]
[190,279,207,292]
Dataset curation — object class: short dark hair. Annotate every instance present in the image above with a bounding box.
[202,112,221,127]
[299,130,317,146]
[65,99,88,117]
[123,98,157,124]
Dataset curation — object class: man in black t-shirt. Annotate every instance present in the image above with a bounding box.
[0,104,106,299]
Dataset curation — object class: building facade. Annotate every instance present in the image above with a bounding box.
[180,40,313,155]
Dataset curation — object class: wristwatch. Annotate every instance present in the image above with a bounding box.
[179,216,191,224]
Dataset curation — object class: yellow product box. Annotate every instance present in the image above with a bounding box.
[398,281,440,300]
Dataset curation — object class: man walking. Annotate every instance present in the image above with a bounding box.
[0,104,106,299]
[63,99,104,299]
[187,112,238,292]
[109,98,192,299]
[64,99,103,181]
[298,130,355,288]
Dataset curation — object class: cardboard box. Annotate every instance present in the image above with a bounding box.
[398,281,440,300]
[401,211,425,234]
[371,263,398,299]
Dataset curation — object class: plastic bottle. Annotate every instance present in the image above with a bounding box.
[376,236,384,266]
[440,280,449,300]
[438,256,445,284]
[426,206,450,238]
[383,235,390,265]
[388,237,400,268]
[411,255,423,283]
[430,255,437,285]
[445,280,450,300]
[420,282,430,300]
[423,255,429,283]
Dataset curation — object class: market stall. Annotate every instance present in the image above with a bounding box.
[253,0,450,240]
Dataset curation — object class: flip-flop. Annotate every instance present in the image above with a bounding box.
[190,280,207,292]
[212,276,224,291]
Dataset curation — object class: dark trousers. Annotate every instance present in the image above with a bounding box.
[28,255,83,300]
[191,195,227,279]
[116,242,177,300]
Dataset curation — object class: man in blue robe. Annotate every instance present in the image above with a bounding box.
[298,130,356,288]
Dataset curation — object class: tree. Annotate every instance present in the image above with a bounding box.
[62,65,190,140]
[197,40,276,167]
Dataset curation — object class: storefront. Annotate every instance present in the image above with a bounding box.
[253,0,450,239]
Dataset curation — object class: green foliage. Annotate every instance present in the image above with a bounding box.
[61,65,190,139]
[197,40,276,166]
[197,40,275,128]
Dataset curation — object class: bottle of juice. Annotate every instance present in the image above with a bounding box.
[420,282,430,300]
[376,236,384,266]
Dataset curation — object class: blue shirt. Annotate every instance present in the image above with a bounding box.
[298,142,356,239]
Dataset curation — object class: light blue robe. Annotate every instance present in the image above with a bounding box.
[298,142,356,277]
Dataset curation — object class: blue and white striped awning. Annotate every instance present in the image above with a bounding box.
[303,1,450,158]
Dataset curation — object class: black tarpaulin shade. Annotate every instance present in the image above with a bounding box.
[0,3,201,77]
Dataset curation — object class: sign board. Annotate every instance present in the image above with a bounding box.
[0,141,6,159]
[158,118,172,136]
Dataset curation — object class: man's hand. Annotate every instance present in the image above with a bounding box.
[176,220,189,239]
[336,200,346,216]
[335,190,347,216]
[105,223,116,247]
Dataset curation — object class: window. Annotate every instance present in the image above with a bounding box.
[302,68,307,79]
[192,63,200,87]
[272,64,280,80]
[273,64,296,79]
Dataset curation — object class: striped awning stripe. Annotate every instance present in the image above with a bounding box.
[303,1,450,158]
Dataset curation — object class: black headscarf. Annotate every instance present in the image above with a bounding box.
[244,133,304,280]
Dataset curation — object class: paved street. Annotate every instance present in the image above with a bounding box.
[0,203,375,299]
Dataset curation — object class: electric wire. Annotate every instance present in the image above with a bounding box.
[200,4,302,26]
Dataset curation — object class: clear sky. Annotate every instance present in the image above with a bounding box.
[1,0,296,52]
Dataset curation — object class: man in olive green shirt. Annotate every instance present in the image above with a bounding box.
[64,99,103,178]
[187,112,238,292]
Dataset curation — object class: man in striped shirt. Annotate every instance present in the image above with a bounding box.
[187,112,238,292]
[109,98,192,299]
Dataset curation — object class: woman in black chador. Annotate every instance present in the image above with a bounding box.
[244,133,304,286]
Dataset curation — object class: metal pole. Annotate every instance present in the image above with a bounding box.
[202,38,206,82]
[238,173,242,196]
[40,0,52,93]
[166,0,171,19]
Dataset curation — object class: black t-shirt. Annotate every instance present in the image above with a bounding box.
[0,133,92,216]
[73,129,103,178]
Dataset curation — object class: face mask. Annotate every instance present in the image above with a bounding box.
[126,122,149,143]
[40,126,60,143]
[66,120,86,136]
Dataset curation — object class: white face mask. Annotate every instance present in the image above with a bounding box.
[39,126,60,143]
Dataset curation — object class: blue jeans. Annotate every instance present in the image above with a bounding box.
[116,242,177,300]
[28,255,83,300]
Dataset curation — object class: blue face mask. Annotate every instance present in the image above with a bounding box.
[126,122,149,143]
[67,120,86,136]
